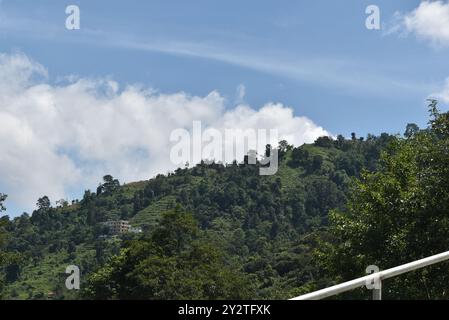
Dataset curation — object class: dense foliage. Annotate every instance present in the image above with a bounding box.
[321,101,449,299]
[84,207,255,299]
[6,107,445,300]
[0,128,396,300]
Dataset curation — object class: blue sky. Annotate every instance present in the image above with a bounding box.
[1,0,446,134]
[1,0,449,216]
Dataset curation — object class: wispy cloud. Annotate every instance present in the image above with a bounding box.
[115,37,435,96]
[0,6,436,98]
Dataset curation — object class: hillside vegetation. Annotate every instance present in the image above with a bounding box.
[2,103,447,300]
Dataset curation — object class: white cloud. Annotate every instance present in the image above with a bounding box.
[0,52,329,214]
[394,1,449,46]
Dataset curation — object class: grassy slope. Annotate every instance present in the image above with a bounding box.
[5,244,96,300]
[130,195,177,227]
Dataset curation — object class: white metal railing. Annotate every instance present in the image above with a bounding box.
[291,250,449,300]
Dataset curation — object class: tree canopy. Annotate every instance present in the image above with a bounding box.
[321,101,449,299]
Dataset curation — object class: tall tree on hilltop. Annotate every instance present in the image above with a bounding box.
[0,194,6,212]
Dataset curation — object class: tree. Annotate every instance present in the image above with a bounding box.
[0,219,8,297]
[404,123,419,138]
[151,205,199,254]
[97,175,120,195]
[289,147,309,168]
[265,144,272,158]
[321,102,449,299]
[0,194,6,212]
[0,195,21,298]
[311,155,323,172]
[314,136,334,148]
[278,140,291,153]
[278,140,292,160]
[84,207,255,300]
[36,196,51,210]
[56,199,69,208]
[336,135,346,148]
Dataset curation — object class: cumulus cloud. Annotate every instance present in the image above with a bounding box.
[0,52,329,213]
[392,1,449,46]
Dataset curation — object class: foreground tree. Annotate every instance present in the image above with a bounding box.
[84,206,255,299]
[321,100,449,299]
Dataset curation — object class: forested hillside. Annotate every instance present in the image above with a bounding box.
[3,103,447,300]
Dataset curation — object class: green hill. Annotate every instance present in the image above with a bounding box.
[0,133,395,300]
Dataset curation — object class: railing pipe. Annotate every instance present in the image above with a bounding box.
[291,250,449,300]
